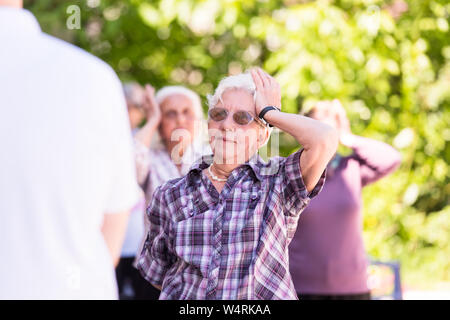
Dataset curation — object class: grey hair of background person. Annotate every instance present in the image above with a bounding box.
[155,85,204,120]
[122,82,143,107]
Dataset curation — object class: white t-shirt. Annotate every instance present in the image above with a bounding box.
[0,8,141,299]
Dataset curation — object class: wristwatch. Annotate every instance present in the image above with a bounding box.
[258,106,280,127]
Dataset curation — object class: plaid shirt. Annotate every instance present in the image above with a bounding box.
[136,148,326,300]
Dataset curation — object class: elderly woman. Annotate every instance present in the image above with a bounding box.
[136,68,338,300]
[289,100,401,300]
[117,82,208,300]
[133,84,208,203]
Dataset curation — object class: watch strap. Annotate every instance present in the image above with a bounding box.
[258,106,279,127]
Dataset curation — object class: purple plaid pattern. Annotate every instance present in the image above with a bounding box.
[136,148,326,300]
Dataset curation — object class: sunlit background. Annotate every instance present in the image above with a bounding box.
[25,0,449,299]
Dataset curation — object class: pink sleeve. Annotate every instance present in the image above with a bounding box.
[349,135,402,187]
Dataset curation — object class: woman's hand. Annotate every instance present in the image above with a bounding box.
[134,84,162,149]
[251,68,338,192]
[332,100,350,135]
[330,99,356,147]
[250,68,282,116]
[142,84,161,127]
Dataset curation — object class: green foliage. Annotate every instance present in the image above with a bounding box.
[25,0,449,287]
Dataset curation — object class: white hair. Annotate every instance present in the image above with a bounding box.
[207,72,256,110]
[151,86,209,155]
[207,71,273,146]
[155,86,203,119]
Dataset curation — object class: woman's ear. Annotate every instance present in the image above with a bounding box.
[258,127,270,148]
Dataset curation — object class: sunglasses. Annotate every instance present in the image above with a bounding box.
[208,107,266,127]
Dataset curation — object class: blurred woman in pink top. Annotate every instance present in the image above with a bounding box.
[289,100,402,300]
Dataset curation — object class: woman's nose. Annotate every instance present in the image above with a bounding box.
[176,113,187,126]
[219,113,235,131]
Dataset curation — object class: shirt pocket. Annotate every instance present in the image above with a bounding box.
[224,187,262,246]
[225,187,261,221]
[173,207,213,278]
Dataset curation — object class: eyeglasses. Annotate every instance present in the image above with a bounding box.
[208,107,266,127]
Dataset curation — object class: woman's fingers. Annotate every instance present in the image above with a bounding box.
[253,67,277,91]
[250,67,282,111]
[144,85,155,99]
[258,68,281,96]
[251,67,282,111]
[261,68,277,88]
[144,84,154,97]
[143,84,161,122]
[257,68,271,88]
[144,85,157,108]
[251,68,264,91]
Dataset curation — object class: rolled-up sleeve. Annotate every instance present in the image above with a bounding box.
[135,185,174,287]
[279,148,326,218]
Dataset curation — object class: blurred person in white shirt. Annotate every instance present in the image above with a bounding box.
[0,0,141,299]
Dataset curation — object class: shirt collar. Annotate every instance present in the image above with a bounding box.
[0,8,41,38]
[186,152,266,187]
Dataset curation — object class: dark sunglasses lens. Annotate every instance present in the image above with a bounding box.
[209,108,228,121]
[233,111,253,125]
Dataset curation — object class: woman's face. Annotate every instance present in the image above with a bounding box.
[127,103,145,130]
[208,88,267,165]
[159,94,197,152]
[126,86,146,130]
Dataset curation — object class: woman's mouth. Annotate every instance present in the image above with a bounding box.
[221,137,237,143]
